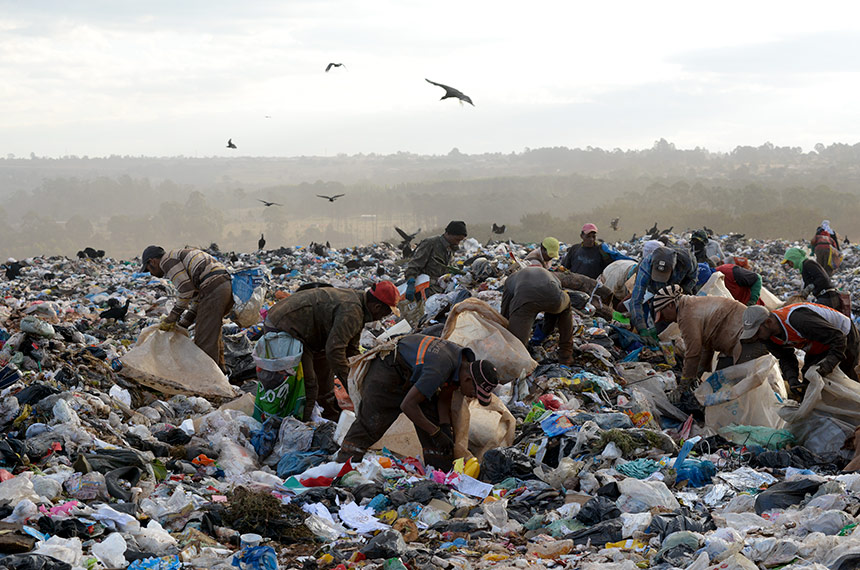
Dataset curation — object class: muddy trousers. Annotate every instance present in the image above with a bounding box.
[193,277,234,372]
[804,322,860,382]
[337,356,452,471]
[300,350,339,421]
[507,302,574,361]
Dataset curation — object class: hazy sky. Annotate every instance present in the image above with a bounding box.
[3,1,860,158]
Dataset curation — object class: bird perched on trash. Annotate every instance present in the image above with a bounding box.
[317,194,345,202]
[844,236,850,246]
[659,226,674,235]
[395,227,420,258]
[425,79,474,106]
[646,222,658,237]
[610,218,620,231]
[258,234,266,250]
[257,199,282,207]
[703,226,714,236]
[227,139,237,149]
[3,260,23,280]
[100,299,130,321]
[77,247,104,260]
[492,223,506,235]
[325,63,346,72]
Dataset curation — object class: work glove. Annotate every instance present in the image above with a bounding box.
[158,318,176,332]
[669,377,698,403]
[429,425,454,455]
[405,278,416,301]
[439,423,454,443]
[639,328,660,348]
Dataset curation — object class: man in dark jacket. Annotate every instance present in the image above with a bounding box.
[560,223,633,279]
[264,281,399,420]
[741,303,860,393]
[404,221,468,299]
[782,248,840,310]
[337,334,499,471]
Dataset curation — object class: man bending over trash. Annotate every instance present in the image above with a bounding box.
[264,281,399,421]
[501,266,574,366]
[740,303,860,395]
[652,285,745,401]
[337,334,499,471]
[141,246,233,371]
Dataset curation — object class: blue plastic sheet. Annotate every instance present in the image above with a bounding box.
[232,546,278,570]
[276,449,329,478]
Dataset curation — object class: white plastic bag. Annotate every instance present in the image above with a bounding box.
[780,366,860,451]
[120,326,234,399]
[442,298,537,383]
[695,355,788,430]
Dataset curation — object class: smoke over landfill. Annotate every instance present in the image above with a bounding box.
[3,140,860,259]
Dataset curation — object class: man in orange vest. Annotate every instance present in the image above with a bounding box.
[740,303,859,393]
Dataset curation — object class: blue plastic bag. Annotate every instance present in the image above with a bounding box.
[276,449,329,478]
[232,546,278,570]
[250,417,281,459]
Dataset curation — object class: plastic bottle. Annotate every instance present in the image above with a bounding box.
[527,539,574,559]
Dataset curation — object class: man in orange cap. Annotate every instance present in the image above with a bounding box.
[264,281,399,420]
[561,223,633,279]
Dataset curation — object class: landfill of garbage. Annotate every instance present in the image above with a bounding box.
[0,232,860,570]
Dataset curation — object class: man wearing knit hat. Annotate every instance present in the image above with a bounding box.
[337,334,499,471]
[561,223,633,279]
[653,284,747,401]
[404,221,468,300]
[264,281,399,420]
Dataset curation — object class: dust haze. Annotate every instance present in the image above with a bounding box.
[3,140,860,260]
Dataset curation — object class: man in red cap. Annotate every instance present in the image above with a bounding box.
[264,281,399,420]
[337,334,499,471]
[561,223,633,279]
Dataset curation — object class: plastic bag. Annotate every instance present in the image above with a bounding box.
[120,326,234,399]
[231,545,277,570]
[754,478,822,514]
[451,391,516,461]
[252,332,305,421]
[694,355,788,430]
[92,532,127,569]
[442,298,537,383]
[231,268,268,328]
[617,479,680,513]
[779,366,860,450]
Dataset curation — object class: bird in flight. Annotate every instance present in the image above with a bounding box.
[395,227,420,245]
[425,79,474,106]
[227,138,237,149]
[317,194,345,202]
[492,223,506,234]
[257,199,283,207]
[610,217,620,231]
[325,63,346,72]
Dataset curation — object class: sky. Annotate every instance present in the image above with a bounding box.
[3,1,860,158]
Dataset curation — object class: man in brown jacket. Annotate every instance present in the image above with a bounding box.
[264,281,399,420]
[652,285,746,400]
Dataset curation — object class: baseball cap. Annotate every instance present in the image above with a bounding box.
[582,223,598,234]
[650,247,675,282]
[470,360,499,406]
[369,280,399,308]
[542,237,560,259]
[141,245,165,271]
[740,305,770,340]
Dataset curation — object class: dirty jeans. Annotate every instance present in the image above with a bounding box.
[194,277,233,372]
[507,299,574,362]
[337,354,452,471]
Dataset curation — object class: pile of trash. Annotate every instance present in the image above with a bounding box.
[0,234,858,570]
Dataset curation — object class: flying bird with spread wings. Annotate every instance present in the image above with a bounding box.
[492,223,506,234]
[325,63,346,72]
[425,79,474,106]
[317,194,345,202]
[258,199,282,207]
[227,139,237,149]
[610,217,620,231]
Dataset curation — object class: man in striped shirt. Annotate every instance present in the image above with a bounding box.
[141,246,233,371]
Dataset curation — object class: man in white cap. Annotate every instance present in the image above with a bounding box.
[561,223,633,279]
[740,302,860,394]
[524,237,560,269]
